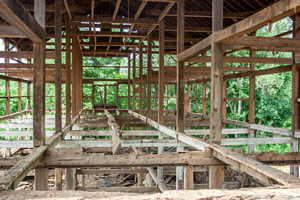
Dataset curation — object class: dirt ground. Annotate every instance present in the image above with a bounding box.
[1,186,300,200]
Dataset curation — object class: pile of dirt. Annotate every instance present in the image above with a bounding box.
[0,186,300,200]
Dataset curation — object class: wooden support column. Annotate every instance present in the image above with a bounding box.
[210,0,224,144]
[209,0,225,189]
[18,81,21,112]
[176,146,184,190]
[33,0,48,191]
[147,34,152,123]
[139,43,143,114]
[5,39,10,116]
[209,165,225,189]
[128,55,131,109]
[66,168,76,190]
[72,23,83,117]
[157,133,164,181]
[291,13,300,177]
[133,53,136,111]
[55,0,62,133]
[65,16,71,125]
[202,81,207,115]
[92,83,95,110]
[26,83,31,110]
[176,0,185,131]
[184,166,194,190]
[54,2,62,189]
[158,19,165,124]
[248,31,256,154]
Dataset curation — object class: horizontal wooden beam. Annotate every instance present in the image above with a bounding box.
[0,0,45,43]
[0,51,55,59]
[37,148,222,168]
[146,10,251,19]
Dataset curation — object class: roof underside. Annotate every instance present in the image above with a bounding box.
[0,0,276,57]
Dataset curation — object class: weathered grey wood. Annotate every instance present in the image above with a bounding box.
[221,137,296,146]
[147,167,171,193]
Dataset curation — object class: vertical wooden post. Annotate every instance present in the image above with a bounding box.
[147,34,152,121]
[65,16,71,125]
[202,81,207,115]
[66,168,76,190]
[133,52,136,111]
[54,1,62,189]
[92,83,95,110]
[72,23,83,117]
[18,81,21,112]
[104,85,107,107]
[55,0,62,133]
[209,0,225,189]
[176,0,185,132]
[210,0,223,144]
[184,166,194,190]
[139,43,143,114]
[158,19,165,124]
[157,133,164,181]
[33,0,48,191]
[27,83,31,110]
[248,31,256,154]
[202,52,208,116]
[209,165,225,189]
[4,39,9,116]
[116,84,119,108]
[5,78,9,115]
[128,55,131,109]
[291,13,300,177]
[176,146,184,190]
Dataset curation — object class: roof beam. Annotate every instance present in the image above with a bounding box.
[147,10,252,18]
[112,0,122,21]
[0,0,45,43]
[178,0,300,62]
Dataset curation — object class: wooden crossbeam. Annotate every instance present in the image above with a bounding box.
[146,10,251,19]
[0,0,45,43]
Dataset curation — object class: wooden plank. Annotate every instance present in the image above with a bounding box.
[176,0,185,132]
[158,19,165,124]
[221,137,296,146]
[147,167,171,193]
[105,110,121,154]
[0,0,45,43]
[0,145,48,190]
